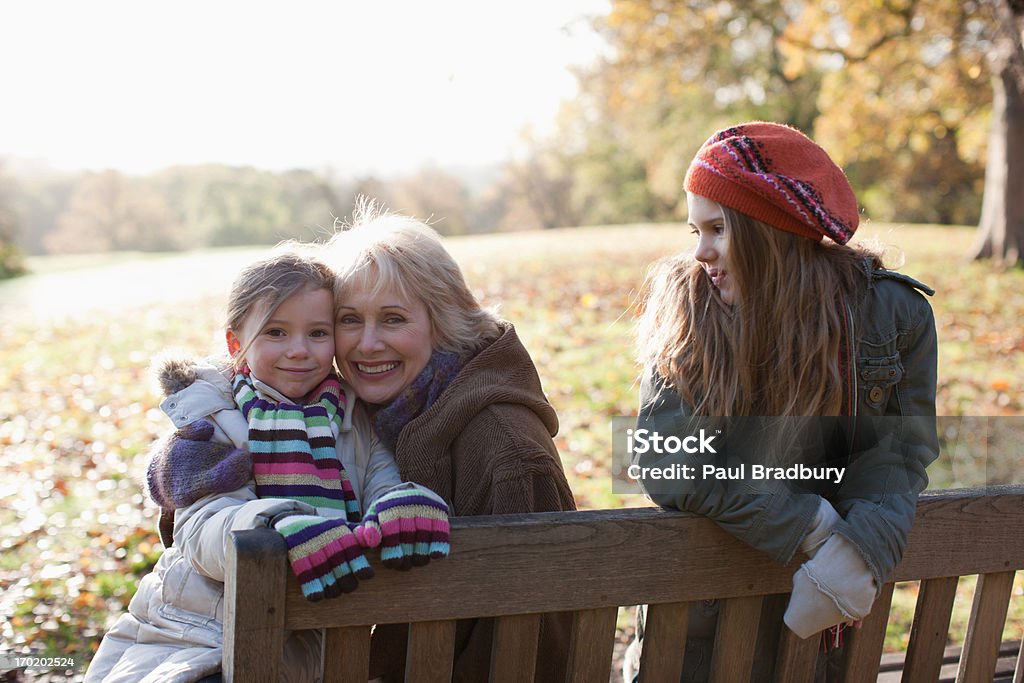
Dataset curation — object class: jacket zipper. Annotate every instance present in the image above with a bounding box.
[846,299,858,456]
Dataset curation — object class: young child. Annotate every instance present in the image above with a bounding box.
[86,247,450,683]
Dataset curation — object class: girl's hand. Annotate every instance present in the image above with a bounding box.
[783,534,876,638]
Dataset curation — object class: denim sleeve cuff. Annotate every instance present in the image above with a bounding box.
[749,491,821,565]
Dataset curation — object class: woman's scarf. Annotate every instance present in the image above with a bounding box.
[373,350,470,451]
[233,371,360,521]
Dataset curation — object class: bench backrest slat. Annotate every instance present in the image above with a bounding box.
[406,620,456,682]
[957,570,1016,682]
[491,613,541,682]
[840,582,895,682]
[565,606,617,681]
[903,575,959,681]
[637,601,689,680]
[709,595,762,682]
[322,626,369,683]
[773,623,819,681]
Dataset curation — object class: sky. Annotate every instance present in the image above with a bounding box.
[0,1,609,177]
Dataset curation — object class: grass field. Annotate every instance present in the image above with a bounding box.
[1,222,1022,679]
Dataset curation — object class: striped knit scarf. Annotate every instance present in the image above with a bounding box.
[233,371,360,521]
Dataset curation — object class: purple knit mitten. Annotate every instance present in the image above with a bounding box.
[146,419,252,509]
[358,487,450,570]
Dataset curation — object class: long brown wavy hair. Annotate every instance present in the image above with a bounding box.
[636,206,883,417]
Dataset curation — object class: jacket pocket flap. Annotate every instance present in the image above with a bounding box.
[859,355,904,384]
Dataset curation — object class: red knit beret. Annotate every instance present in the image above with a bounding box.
[683,122,859,244]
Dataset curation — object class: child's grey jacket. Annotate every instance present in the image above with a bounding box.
[85,360,404,683]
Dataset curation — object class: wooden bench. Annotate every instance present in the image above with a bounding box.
[223,486,1024,682]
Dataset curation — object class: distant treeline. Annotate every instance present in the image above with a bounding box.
[1,162,555,257]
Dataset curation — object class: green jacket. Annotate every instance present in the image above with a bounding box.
[636,268,938,587]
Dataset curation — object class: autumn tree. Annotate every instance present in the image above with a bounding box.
[5,171,75,255]
[0,164,26,278]
[47,170,180,253]
[573,0,828,217]
[278,169,346,239]
[186,168,319,247]
[780,1,1003,251]
[391,167,472,235]
[547,98,667,226]
[152,165,343,247]
[349,176,396,217]
[503,146,583,231]
[971,1,1024,266]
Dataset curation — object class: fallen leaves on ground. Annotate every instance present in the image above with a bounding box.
[1,223,1022,679]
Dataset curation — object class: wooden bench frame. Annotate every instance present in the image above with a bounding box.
[224,486,1024,682]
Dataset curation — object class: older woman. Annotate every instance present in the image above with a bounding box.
[324,204,576,682]
[142,202,576,681]
[325,205,575,516]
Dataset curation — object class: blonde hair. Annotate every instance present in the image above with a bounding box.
[324,199,502,356]
[226,245,335,370]
[636,206,882,417]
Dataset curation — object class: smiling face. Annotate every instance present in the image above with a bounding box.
[227,287,336,401]
[334,283,434,406]
[687,192,736,305]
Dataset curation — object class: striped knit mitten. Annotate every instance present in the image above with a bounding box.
[272,514,374,602]
[358,487,450,570]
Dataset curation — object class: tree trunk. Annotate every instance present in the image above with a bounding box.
[972,61,1024,266]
